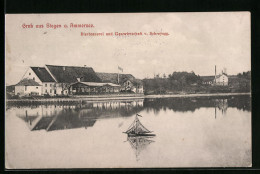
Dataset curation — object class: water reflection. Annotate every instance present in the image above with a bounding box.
[12,95,251,132]
[127,136,155,161]
[16,100,144,131]
[214,99,228,118]
[6,95,251,167]
[144,95,250,114]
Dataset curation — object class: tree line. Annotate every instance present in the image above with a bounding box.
[142,71,251,94]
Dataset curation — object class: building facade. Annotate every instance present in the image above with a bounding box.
[69,82,120,95]
[215,73,228,86]
[15,79,42,96]
[201,73,229,86]
[96,72,144,94]
[21,67,56,96]
[15,65,144,96]
[122,79,143,93]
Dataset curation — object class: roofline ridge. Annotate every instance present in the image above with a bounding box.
[46,64,92,68]
[16,78,42,86]
[44,65,58,83]
[97,72,132,75]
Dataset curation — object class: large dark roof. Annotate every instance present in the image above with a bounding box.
[201,74,229,81]
[31,67,55,82]
[97,72,143,85]
[97,73,134,84]
[201,76,215,81]
[16,78,41,86]
[46,65,101,83]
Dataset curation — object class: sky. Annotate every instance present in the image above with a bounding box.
[5,12,250,85]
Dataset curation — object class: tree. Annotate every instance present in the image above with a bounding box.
[143,71,202,94]
[237,71,251,80]
[163,73,167,79]
[169,71,201,86]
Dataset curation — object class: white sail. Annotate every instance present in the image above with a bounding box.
[125,115,151,134]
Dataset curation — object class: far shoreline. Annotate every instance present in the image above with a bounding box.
[6,92,251,103]
[145,92,251,98]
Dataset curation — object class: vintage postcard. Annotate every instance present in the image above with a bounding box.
[5,12,251,168]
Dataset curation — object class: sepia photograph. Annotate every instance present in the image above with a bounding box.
[5,12,251,168]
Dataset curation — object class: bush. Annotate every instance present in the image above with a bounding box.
[6,93,20,99]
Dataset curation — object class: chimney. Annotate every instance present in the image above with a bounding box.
[63,66,66,71]
[77,78,81,82]
[84,65,86,68]
[224,68,227,74]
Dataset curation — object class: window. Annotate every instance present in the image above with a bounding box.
[33,77,35,80]
[50,84,52,87]
[25,86,27,91]
[50,89,52,93]
[29,73,31,75]
[45,89,47,93]
[36,87,38,89]
[45,84,47,87]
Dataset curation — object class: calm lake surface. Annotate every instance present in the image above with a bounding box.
[5,95,251,168]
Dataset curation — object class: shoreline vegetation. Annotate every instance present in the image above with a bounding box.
[6,71,251,103]
[6,92,251,103]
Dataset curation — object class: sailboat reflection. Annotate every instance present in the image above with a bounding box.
[127,135,155,161]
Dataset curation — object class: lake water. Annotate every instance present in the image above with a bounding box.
[5,95,251,168]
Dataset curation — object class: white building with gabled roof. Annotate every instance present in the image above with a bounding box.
[15,78,42,96]
[21,66,57,96]
[215,73,228,86]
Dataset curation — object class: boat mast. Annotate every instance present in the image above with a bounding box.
[135,115,138,134]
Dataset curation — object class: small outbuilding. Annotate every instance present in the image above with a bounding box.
[15,78,42,96]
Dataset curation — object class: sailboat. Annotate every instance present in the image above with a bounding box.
[123,114,156,137]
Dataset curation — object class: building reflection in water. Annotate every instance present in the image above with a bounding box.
[214,99,228,119]
[127,135,155,161]
[14,95,251,131]
[16,99,145,132]
[144,96,250,113]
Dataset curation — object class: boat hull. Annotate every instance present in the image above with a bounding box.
[127,133,156,137]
